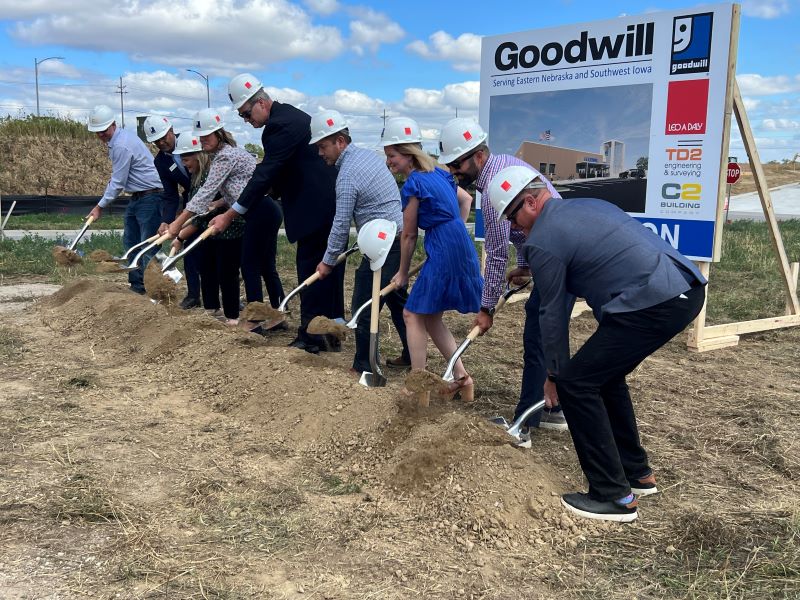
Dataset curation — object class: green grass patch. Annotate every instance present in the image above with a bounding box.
[4,213,125,230]
[0,231,125,278]
[319,471,362,495]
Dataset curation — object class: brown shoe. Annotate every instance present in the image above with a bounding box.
[386,355,411,368]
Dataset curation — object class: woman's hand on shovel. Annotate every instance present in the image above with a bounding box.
[390,271,408,289]
[170,238,184,252]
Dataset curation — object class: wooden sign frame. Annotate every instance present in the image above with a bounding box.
[687,4,800,350]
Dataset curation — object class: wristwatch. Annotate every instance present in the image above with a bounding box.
[479,306,495,316]
[547,373,558,382]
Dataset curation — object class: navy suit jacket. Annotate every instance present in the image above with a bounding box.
[234,101,337,243]
[523,198,706,375]
[154,143,191,222]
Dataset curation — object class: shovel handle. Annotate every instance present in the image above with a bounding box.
[370,269,381,334]
[465,324,481,342]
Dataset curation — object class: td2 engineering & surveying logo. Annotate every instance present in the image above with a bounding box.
[670,12,713,75]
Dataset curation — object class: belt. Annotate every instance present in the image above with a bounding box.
[130,188,163,198]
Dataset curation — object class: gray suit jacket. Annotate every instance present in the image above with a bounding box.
[523,198,706,375]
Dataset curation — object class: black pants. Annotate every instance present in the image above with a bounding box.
[556,284,706,501]
[182,228,203,301]
[516,287,576,427]
[296,233,345,347]
[241,196,285,307]
[200,237,243,320]
[351,238,409,372]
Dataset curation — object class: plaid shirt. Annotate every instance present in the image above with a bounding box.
[323,144,403,265]
[475,154,561,309]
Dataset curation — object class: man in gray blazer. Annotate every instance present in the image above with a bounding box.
[489,165,707,523]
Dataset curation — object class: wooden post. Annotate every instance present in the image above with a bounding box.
[733,82,800,315]
[787,263,800,316]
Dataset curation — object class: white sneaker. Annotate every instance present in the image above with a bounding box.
[539,409,568,431]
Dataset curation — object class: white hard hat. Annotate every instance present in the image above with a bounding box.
[228,73,262,109]
[172,131,202,155]
[193,108,225,136]
[357,219,397,271]
[87,105,115,132]
[438,118,488,164]
[380,117,422,147]
[309,109,348,144]
[488,165,543,222]
[143,115,172,142]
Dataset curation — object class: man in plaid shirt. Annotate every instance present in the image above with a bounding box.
[310,109,410,374]
[439,118,572,440]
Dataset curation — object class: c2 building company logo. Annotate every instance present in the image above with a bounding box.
[665,79,709,135]
[670,12,713,75]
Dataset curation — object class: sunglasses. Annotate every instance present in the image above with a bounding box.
[504,199,525,222]
[238,102,256,120]
[446,149,478,170]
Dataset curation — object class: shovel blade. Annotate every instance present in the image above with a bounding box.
[164,268,183,284]
[359,371,387,388]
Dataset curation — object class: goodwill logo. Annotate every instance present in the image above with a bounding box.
[670,12,713,75]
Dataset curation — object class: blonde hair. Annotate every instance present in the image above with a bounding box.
[214,128,237,148]
[392,143,436,173]
[188,152,212,190]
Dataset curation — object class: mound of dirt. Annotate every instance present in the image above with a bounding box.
[143,260,180,304]
[52,245,83,266]
[307,315,349,340]
[88,249,114,262]
[94,261,127,273]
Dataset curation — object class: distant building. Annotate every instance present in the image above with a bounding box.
[602,140,625,178]
[515,141,607,181]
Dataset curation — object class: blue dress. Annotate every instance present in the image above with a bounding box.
[402,167,483,314]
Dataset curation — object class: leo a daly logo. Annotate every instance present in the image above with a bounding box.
[665,79,709,135]
[670,12,713,75]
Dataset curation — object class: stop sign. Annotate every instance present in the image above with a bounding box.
[727,162,741,184]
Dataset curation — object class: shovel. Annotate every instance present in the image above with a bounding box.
[358,264,387,388]
[263,243,359,330]
[115,232,161,263]
[156,247,183,284]
[123,231,173,271]
[346,261,424,329]
[161,226,217,272]
[67,215,96,251]
[442,278,532,382]
[492,400,547,444]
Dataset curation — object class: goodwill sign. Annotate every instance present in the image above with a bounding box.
[477,4,736,261]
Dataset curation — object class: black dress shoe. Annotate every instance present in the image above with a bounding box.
[180,296,201,310]
[287,338,320,354]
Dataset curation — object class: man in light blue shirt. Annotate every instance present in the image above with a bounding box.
[87,105,164,294]
[310,109,410,372]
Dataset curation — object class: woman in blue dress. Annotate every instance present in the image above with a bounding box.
[383,117,483,400]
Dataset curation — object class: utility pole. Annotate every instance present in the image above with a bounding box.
[117,77,128,128]
[382,108,387,128]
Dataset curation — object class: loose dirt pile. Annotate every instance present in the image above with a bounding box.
[307,315,350,340]
[51,245,82,266]
[0,278,797,598]
[142,259,179,304]
[93,261,127,273]
[241,300,284,322]
[88,249,114,262]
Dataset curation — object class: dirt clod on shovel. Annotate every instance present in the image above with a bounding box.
[404,369,447,393]
[241,301,284,322]
[88,249,114,262]
[94,261,127,273]
[307,316,349,341]
[52,245,83,266]
[143,260,179,304]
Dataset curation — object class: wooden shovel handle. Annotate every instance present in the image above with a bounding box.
[381,261,425,295]
[465,324,481,342]
[198,227,217,241]
[370,269,381,334]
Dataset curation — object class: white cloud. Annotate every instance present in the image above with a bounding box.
[303,0,339,15]
[762,118,800,130]
[330,89,384,113]
[347,7,404,55]
[9,0,344,73]
[442,81,479,110]
[736,74,800,96]
[264,86,308,107]
[406,31,481,72]
[741,97,762,112]
[741,0,791,19]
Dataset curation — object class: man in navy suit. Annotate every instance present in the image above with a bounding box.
[143,115,201,310]
[489,165,707,523]
[210,73,341,353]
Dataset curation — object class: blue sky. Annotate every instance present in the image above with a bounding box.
[0,0,798,160]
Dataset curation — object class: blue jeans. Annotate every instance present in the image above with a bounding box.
[515,287,576,427]
[123,192,163,292]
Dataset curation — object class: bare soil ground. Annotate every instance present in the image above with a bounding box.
[0,277,798,599]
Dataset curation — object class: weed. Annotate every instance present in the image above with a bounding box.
[319,471,363,495]
[0,326,25,359]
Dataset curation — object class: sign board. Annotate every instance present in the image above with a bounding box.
[726,162,741,184]
[477,4,736,261]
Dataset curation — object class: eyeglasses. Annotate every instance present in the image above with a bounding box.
[446,149,478,170]
[238,102,256,120]
[504,199,525,223]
